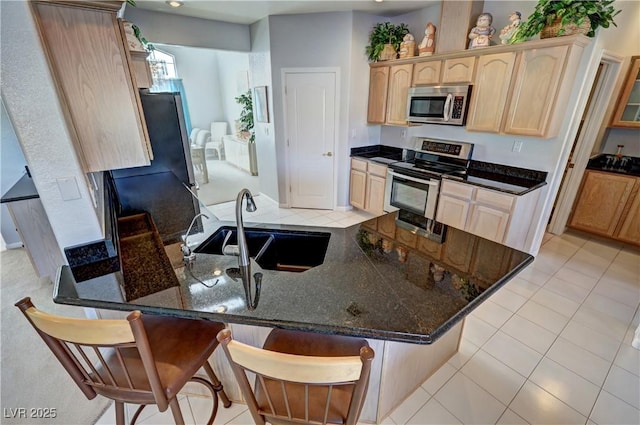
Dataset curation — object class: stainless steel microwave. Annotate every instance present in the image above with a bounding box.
[406,85,472,125]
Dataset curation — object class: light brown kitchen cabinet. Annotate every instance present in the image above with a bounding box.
[349,158,388,216]
[130,51,153,89]
[616,188,640,244]
[569,170,637,239]
[610,56,640,128]
[412,60,441,85]
[386,64,413,125]
[466,52,516,133]
[31,0,152,173]
[367,66,389,124]
[503,45,569,137]
[436,179,540,251]
[442,57,476,83]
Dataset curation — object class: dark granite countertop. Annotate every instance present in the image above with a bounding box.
[442,160,548,195]
[350,145,406,163]
[0,174,39,203]
[54,214,532,345]
[586,153,640,177]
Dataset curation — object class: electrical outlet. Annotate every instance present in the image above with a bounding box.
[512,140,523,153]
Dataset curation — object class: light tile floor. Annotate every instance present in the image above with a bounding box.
[97,204,640,425]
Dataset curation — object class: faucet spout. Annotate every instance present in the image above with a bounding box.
[181,212,209,266]
[235,189,255,268]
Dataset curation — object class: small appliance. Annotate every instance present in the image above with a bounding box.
[406,85,472,125]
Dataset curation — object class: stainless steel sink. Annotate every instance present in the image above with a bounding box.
[194,226,331,272]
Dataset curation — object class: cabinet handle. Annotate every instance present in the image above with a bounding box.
[323,152,333,157]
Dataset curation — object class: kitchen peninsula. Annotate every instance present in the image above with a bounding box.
[55,209,532,422]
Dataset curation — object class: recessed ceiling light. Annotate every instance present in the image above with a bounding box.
[375,0,384,3]
[166,1,183,7]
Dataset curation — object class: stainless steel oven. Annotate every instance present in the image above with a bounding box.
[384,138,474,242]
[384,170,439,220]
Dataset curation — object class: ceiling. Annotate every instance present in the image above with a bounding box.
[134,0,439,25]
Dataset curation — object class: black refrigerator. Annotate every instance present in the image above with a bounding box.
[111,91,201,244]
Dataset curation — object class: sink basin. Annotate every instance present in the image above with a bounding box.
[194,226,331,272]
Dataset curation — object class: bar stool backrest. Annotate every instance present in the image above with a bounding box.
[217,329,374,425]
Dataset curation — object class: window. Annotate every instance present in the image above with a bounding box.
[147,49,178,81]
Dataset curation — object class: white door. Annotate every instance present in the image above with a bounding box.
[284,71,336,209]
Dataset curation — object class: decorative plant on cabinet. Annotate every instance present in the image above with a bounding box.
[509,0,620,44]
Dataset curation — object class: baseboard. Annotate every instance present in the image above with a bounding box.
[258,192,281,207]
[334,205,353,212]
[5,242,24,250]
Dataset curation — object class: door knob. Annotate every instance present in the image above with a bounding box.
[323,152,333,157]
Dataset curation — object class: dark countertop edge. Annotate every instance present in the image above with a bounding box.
[0,174,39,203]
[442,174,547,195]
[52,284,433,344]
[350,145,404,161]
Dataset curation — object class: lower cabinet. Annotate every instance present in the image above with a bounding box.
[349,158,387,216]
[569,170,640,244]
[436,179,540,251]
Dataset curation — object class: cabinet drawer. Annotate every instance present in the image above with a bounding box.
[368,162,387,177]
[351,158,368,172]
[475,188,514,211]
[441,180,474,200]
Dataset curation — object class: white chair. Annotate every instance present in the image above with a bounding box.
[188,128,202,145]
[191,130,210,183]
[206,122,228,160]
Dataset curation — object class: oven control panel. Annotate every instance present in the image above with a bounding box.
[415,138,474,160]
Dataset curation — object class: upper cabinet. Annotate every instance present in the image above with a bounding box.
[367,35,590,138]
[502,45,569,137]
[611,56,640,128]
[31,0,152,173]
[367,63,412,126]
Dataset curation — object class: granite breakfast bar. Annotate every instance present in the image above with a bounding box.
[54,212,532,423]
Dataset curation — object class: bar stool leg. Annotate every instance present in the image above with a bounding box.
[203,361,232,407]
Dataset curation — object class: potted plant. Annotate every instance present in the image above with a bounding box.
[365,22,410,62]
[510,0,620,44]
[235,90,255,143]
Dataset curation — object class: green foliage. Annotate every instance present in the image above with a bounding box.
[131,24,155,51]
[235,90,255,143]
[126,0,137,6]
[510,0,620,44]
[365,22,410,62]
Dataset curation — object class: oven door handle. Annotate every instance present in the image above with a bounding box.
[389,171,439,186]
[443,93,453,122]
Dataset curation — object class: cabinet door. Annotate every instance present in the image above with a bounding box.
[436,195,470,230]
[349,169,367,210]
[503,45,568,137]
[616,185,640,244]
[365,173,386,215]
[569,171,636,237]
[467,52,516,133]
[442,57,476,83]
[367,66,389,124]
[130,50,153,89]
[611,56,640,128]
[413,61,441,85]
[468,204,511,243]
[386,64,413,125]
[32,1,151,172]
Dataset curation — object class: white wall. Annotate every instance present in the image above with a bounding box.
[250,18,278,203]
[268,12,354,206]
[124,7,250,52]
[1,100,27,248]
[1,1,102,251]
[216,50,251,134]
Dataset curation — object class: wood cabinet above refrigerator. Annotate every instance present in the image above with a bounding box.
[31,0,152,173]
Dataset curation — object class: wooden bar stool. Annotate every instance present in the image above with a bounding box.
[15,297,231,425]
[217,328,374,425]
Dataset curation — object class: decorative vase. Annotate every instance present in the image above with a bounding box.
[379,43,397,61]
[540,16,591,39]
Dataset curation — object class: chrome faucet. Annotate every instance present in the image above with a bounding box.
[181,212,209,266]
[225,189,262,310]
